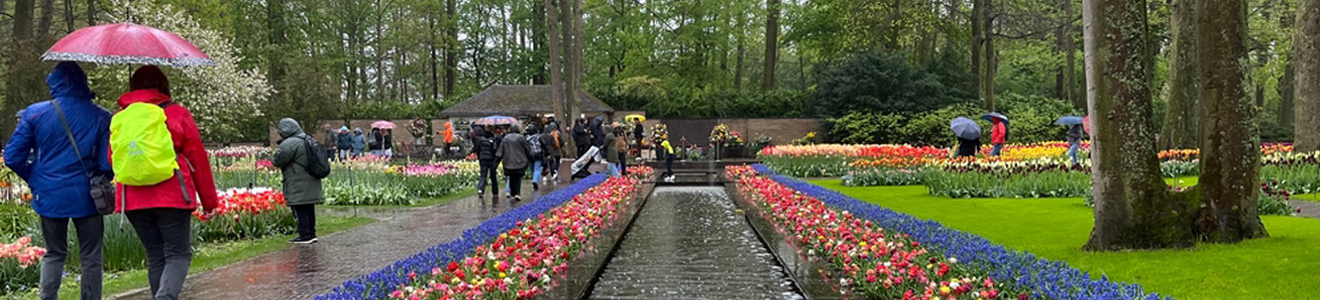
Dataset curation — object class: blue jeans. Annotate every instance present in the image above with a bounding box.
[991,144,1004,157]
[607,162,621,177]
[1068,142,1080,164]
[531,160,544,183]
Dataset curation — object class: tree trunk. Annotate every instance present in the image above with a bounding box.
[983,0,996,111]
[444,0,456,99]
[1082,0,1196,251]
[762,0,780,91]
[430,15,440,101]
[267,0,286,85]
[62,0,73,33]
[798,50,807,89]
[1196,0,1267,243]
[374,0,385,103]
[1295,0,1320,152]
[1158,0,1200,150]
[1066,26,1079,109]
[86,0,93,26]
[571,0,584,120]
[36,0,54,36]
[546,0,564,124]
[3,0,39,143]
[1056,23,1066,100]
[1280,61,1295,130]
[971,0,983,101]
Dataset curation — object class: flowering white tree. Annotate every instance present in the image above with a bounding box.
[92,0,271,140]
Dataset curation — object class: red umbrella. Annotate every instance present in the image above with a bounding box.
[1083,116,1092,135]
[41,23,214,67]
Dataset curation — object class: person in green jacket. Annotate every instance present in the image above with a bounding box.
[272,118,325,244]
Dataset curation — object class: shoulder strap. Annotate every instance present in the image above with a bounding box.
[51,100,94,178]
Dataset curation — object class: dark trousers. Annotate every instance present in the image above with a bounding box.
[291,204,317,239]
[549,156,562,175]
[505,168,526,196]
[619,152,629,175]
[662,153,675,177]
[39,215,103,300]
[478,159,499,194]
[126,209,193,300]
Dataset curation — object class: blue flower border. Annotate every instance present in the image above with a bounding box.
[752,164,1169,300]
[317,174,610,300]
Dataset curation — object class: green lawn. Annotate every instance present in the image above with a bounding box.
[809,179,1320,300]
[22,216,375,300]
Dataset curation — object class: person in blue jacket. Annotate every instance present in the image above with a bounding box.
[4,62,113,300]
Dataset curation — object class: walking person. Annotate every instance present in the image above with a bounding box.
[660,136,675,182]
[382,129,394,158]
[367,128,382,156]
[496,126,532,202]
[4,62,112,300]
[543,120,563,182]
[272,118,325,244]
[573,118,590,157]
[1067,124,1083,164]
[336,126,353,161]
[322,124,339,162]
[615,124,629,175]
[990,117,1008,157]
[351,128,366,158]
[603,125,621,177]
[472,126,500,199]
[111,66,220,300]
[955,136,982,158]
[525,127,547,191]
[441,121,455,159]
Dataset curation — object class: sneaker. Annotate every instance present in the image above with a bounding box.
[477,191,484,199]
[552,174,559,181]
[533,183,540,191]
[505,192,512,198]
[513,196,522,202]
[289,237,318,244]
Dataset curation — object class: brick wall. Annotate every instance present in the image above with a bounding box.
[270,119,436,146]
[633,118,820,146]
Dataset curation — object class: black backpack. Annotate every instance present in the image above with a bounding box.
[297,136,332,179]
[527,134,545,157]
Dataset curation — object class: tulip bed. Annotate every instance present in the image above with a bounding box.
[213,154,479,206]
[0,236,44,294]
[730,166,1020,299]
[318,167,653,300]
[745,164,1169,300]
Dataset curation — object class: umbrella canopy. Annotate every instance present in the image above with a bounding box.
[950,117,982,140]
[371,121,397,129]
[42,23,214,67]
[474,115,517,126]
[981,112,1009,124]
[1083,116,1092,135]
[1055,116,1084,125]
[624,114,646,123]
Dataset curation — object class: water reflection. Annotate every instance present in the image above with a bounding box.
[589,187,805,300]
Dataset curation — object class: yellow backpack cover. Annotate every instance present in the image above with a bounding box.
[110,103,179,186]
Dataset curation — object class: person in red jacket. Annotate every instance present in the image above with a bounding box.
[112,66,218,300]
[990,119,1007,157]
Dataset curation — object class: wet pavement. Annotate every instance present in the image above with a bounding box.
[112,179,569,300]
[588,187,804,300]
[1289,200,1320,218]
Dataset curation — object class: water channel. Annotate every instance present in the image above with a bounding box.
[587,186,806,300]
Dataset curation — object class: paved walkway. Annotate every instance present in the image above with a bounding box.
[113,178,577,300]
[1289,200,1320,218]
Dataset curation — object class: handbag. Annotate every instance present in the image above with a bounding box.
[51,100,116,215]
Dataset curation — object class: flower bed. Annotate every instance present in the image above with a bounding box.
[0,236,44,294]
[318,168,652,300]
[215,159,480,206]
[195,189,296,242]
[731,166,1018,299]
[745,164,1168,300]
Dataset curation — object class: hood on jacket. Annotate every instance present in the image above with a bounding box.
[278,118,304,139]
[444,122,452,129]
[117,89,172,109]
[354,127,363,133]
[48,62,95,100]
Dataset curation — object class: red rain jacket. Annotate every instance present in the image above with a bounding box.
[111,90,219,213]
[991,122,1007,145]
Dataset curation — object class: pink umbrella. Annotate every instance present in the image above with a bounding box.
[1083,116,1092,135]
[371,121,397,129]
[42,23,214,66]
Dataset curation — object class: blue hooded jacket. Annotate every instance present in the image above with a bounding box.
[4,62,114,218]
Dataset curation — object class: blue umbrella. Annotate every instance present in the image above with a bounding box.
[950,117,982,140]
[1055,116,1084,125]
[981,112,1010,125]
[475,115,517,126]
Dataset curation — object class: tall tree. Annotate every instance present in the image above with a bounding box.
[762,0,780,91]
[1082,0,1195,250]
[3,0,40,143]
[971,0,983,101]
[570,0,583,120]
[1196,0,1267,242]
[546,0,563,124]
[1159,0,1200,150]
[1295,0,1320,152]
[36,0,53,35]
[1280,61,1295,130]
[1062,0,1078,109]
[982,0,996,111]
[444,0,456,98]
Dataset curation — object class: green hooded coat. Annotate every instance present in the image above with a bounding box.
[273,118,325,206]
